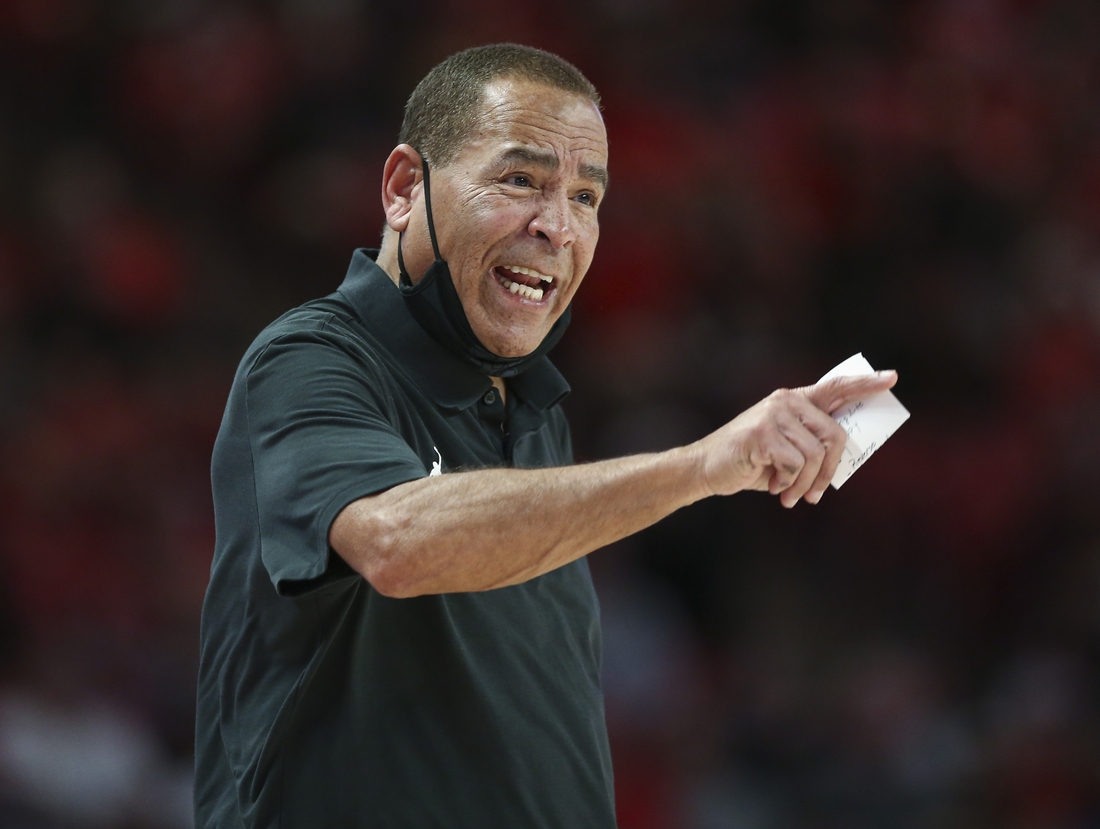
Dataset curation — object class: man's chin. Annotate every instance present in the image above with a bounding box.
[473,313,559,361]
[485,341,539,360]
[479,329,546,360]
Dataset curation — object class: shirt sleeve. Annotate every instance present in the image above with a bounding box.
[244,326,426,594]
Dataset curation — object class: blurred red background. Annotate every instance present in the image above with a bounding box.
[0,1,1098,827]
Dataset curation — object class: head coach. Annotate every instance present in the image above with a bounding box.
[194,43,897,828]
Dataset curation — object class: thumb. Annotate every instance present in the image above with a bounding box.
[801,370,898,414]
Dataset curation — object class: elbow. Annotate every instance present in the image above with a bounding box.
[330,502,420,599]
[362,558,419,599]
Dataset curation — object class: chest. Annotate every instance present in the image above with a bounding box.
[381,379,567,477]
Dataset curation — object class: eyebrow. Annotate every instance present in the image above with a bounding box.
[491,146,609,191]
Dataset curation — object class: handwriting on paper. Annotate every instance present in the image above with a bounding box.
[835,400,865,436]
[818,353,910,489]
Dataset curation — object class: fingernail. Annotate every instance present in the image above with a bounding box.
[807,491,822,504]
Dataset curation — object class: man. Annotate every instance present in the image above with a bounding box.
[195,44,897,828]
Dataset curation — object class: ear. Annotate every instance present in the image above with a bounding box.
[381,144,423,233]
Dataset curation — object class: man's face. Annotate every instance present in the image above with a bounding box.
[404,77,609,358]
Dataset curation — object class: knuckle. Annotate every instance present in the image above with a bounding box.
[748,423,771,444]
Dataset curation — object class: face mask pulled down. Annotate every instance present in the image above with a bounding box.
[396,155,571,379]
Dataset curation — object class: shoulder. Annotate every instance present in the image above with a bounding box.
[241,297,390,382]
[251,296,360,354]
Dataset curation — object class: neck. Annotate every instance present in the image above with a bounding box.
[377,230,402,287]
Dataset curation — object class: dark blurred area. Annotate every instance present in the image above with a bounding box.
[0,0,1098,826]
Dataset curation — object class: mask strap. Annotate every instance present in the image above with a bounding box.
[420,154,442,261]
[396,150,441,284]
[397,228,411,284]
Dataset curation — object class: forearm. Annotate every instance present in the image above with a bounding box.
[330,372,901,598]
[330,446,710,597]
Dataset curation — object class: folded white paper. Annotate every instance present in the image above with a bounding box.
[818,353,910,489]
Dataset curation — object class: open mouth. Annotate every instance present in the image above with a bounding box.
[493,265,555,302]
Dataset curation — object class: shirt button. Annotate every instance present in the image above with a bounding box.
[483,390,497,405]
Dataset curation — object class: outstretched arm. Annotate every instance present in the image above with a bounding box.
[329,372,898,598]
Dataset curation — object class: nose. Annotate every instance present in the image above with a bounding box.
[527,192,575,249]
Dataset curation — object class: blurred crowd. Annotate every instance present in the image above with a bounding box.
[0,0,1098,827]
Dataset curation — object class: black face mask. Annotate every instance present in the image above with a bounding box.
[396,154,571,379]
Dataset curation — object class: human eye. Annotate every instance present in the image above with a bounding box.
[504,174,531,188]
[575,191,599,208]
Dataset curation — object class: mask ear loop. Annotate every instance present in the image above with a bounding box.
[397,150,442,284]
[420,155,442,261]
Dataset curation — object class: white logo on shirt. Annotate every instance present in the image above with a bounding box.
[429,446,442,477]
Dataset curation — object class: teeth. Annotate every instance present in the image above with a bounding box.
[500,277,544,301]
[503,264,553,284]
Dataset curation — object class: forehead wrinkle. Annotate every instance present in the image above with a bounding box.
[481,97,606,145]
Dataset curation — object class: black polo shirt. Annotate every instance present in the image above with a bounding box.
[195,250,615,828]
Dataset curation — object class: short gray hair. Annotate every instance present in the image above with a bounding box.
[399,44,600,167]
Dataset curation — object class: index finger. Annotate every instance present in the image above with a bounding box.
[799,371,898,414]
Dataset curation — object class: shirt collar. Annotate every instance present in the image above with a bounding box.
[336,249,570,413]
